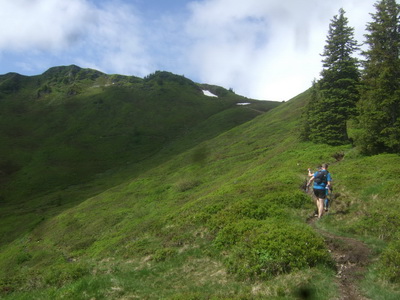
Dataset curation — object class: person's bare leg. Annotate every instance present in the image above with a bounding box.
[314,196,318,216]
[317,198,324,218]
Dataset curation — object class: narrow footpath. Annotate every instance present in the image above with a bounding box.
[302,163,372,300]
[307,216,372,300]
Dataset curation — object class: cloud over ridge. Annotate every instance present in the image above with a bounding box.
[0,0,375,100]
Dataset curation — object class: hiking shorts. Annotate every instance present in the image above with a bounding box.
[313,189,326,199]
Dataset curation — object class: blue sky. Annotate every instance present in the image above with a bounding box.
[0,0,376,100]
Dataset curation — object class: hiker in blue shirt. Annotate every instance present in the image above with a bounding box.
[307,163,332,218]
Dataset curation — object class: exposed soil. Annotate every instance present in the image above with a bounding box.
[308,216,372,300]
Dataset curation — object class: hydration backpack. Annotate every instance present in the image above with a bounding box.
[314,170,328,184]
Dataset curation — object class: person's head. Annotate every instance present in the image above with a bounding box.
[322,163,329,169]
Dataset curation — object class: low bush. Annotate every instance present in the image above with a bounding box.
[44,263,91,287]
[207,197,286,231]
[266,191,310,209]
[0,260,91,295]
[174,178,201,192]
[16,251,32,265]
[380,238,400,283]
[351,200,400,240]
[215,219,332,280]
[153,247,177,262]
[214,219,260,249]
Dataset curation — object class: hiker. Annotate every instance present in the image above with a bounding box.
[307,163,332,218]
[309,165,331,211]
[306,165,320,214]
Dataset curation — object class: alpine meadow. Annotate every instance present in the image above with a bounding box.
[1,1,400,299]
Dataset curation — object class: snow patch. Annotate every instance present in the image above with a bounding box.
[202,90,218,97]
[236,102,251,106]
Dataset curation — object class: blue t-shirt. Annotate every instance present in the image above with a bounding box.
[313,170,331,190]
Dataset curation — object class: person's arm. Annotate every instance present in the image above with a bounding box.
[326,173,332,189]
[307,168,313,177]
[307,175,314,187]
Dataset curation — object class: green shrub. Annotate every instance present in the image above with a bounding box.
[174,178,201,192]
[216,219,332,280]
[266,191,310,209]
[16,251,32,264]
[44,262,91,287]
[380,239,400,283]
[153,248,177,262]
[191,146,209,165]
[214,219,260,249]
[352,201,400,240]
[207,198,286,231]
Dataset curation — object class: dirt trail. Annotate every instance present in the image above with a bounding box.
[308,216,372,300]
[302,156,372,299]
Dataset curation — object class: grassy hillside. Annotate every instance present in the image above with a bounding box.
[0,66,276,200]
[0,66,279,246]
[1,68,400,299]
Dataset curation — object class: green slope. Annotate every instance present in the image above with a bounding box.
[0,66,279,245]
[1,69,400,299]
[0,67,276,201]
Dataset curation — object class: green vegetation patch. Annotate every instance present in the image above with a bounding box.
[215,219,332,280]
[379,238,400,283]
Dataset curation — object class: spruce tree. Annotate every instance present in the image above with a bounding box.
[302,80,323,143]
[302,8,360,145]
[356,0,400,154]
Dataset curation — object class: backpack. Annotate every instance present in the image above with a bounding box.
[314,170,328,184]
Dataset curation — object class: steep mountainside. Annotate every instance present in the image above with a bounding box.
[0,66,278,202]
[0,65,279,251]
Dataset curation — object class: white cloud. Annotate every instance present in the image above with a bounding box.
[77,1,154,76]
[0,0,377,101]
[182,0,376,100]
[0,0,153,76]
[0,0,90,52]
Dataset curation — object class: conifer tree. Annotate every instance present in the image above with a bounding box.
[356,0,400,154]
[301,80,322,142]
[303,8,360,145]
